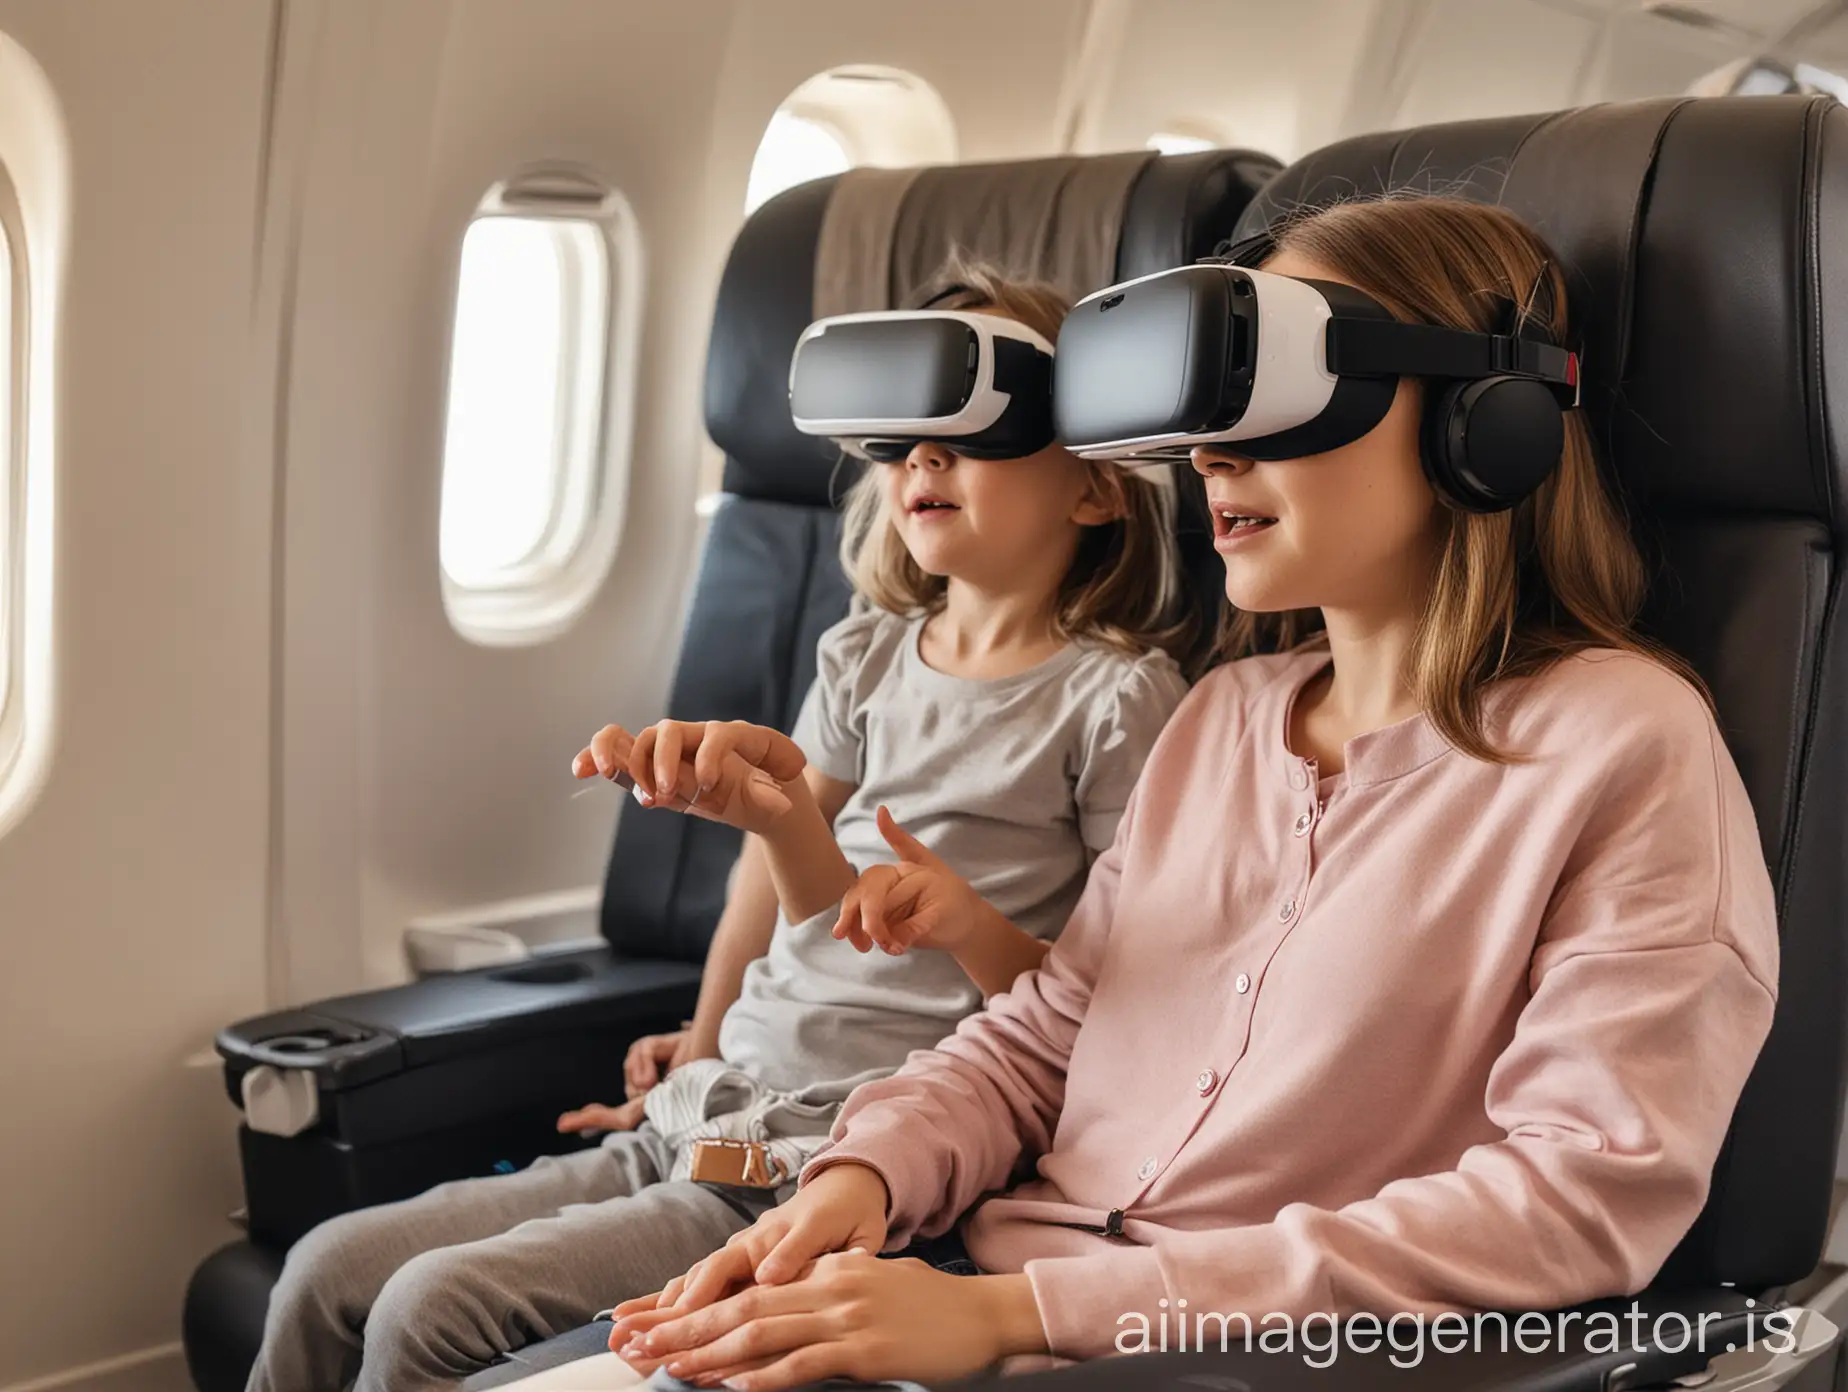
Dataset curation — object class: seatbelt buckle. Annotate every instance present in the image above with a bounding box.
[689,1138,788,1189]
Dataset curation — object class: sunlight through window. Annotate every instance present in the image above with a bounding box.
[439,216,608,591]
[1148,130,1218,156]
[744,110,851,214]
[0,215,11,718]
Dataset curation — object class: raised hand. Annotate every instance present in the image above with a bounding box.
[571,720,809,835]
[833,806,984,954]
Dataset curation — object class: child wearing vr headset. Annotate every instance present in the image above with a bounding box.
[609,198,1776,1392]
[243,265,1188,1392]
[572,259,1188,1081]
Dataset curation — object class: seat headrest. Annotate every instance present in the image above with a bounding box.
[704,148,1282,508]
[1232,95,1847,532]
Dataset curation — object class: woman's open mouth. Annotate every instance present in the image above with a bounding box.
[1210,503,1278,548]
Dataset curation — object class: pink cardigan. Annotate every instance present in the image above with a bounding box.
[804,644,1779,1361]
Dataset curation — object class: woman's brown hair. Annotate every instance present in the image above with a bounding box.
[837,256,1188,661]
[1217,196,1705,761]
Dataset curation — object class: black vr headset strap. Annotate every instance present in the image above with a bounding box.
[1326,318,1580,406]
[1207,247,1581,405]
[1206,231,1277,267]
[916,282,978,310]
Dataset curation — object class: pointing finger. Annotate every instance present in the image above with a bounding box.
[875,805,943,869]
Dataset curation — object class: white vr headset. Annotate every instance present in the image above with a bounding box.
[788,309,1057,462]
[1054,251,1582,513]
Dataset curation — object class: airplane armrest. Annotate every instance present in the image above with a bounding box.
[215,944,703,1246]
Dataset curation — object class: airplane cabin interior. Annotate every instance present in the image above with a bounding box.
[4,2,1848,1391]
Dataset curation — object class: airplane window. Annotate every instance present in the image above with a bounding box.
[741,67,957,220]
[1147,118,1229,157]
[1793,63,1848,100]
[0,210,11,723]
[0,43,63,833]
[1148,131,1217,156]
[438,188,631,643]
[745,110,851,215]
[1688,58,1848,100]
[440,215,604,587]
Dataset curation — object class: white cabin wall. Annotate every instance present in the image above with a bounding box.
[1080,0,1387,163]
[1584,8,1739,104]
[269,0,748,1001]
[1057,0,1750,172]
[0,1,272,1386]
[1349,1,1748,128]
[1388,0,1600,128]
[1072,0,1757,163]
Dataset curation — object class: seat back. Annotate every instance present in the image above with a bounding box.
[599,148,1281,964]
[1234,95,1848,1291]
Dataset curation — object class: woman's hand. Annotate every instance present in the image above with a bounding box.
[833,807,986,954]
[609,1163,889,1337]
[572,720,808,835]
[618,1257,1048,1391]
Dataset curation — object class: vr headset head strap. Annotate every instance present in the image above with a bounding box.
[1207,233,1581,407]
[1324,317,1581,408]
[916,281,979,310]
[1207,230,1277,267]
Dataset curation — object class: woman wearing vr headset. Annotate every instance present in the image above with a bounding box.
[609,198,1777,1392]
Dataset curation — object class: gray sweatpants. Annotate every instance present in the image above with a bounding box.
[247,1129,762,1392]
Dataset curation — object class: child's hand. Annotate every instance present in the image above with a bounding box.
[556,1097,646,1134]
[572,720,808,835]
[833,807,984,954]
[623,1029,700,1099]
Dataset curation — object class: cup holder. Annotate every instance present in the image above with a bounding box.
[256,1025,371,1053]
[490,960,593,986]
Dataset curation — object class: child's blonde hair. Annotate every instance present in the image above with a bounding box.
[837,256,1187,662]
